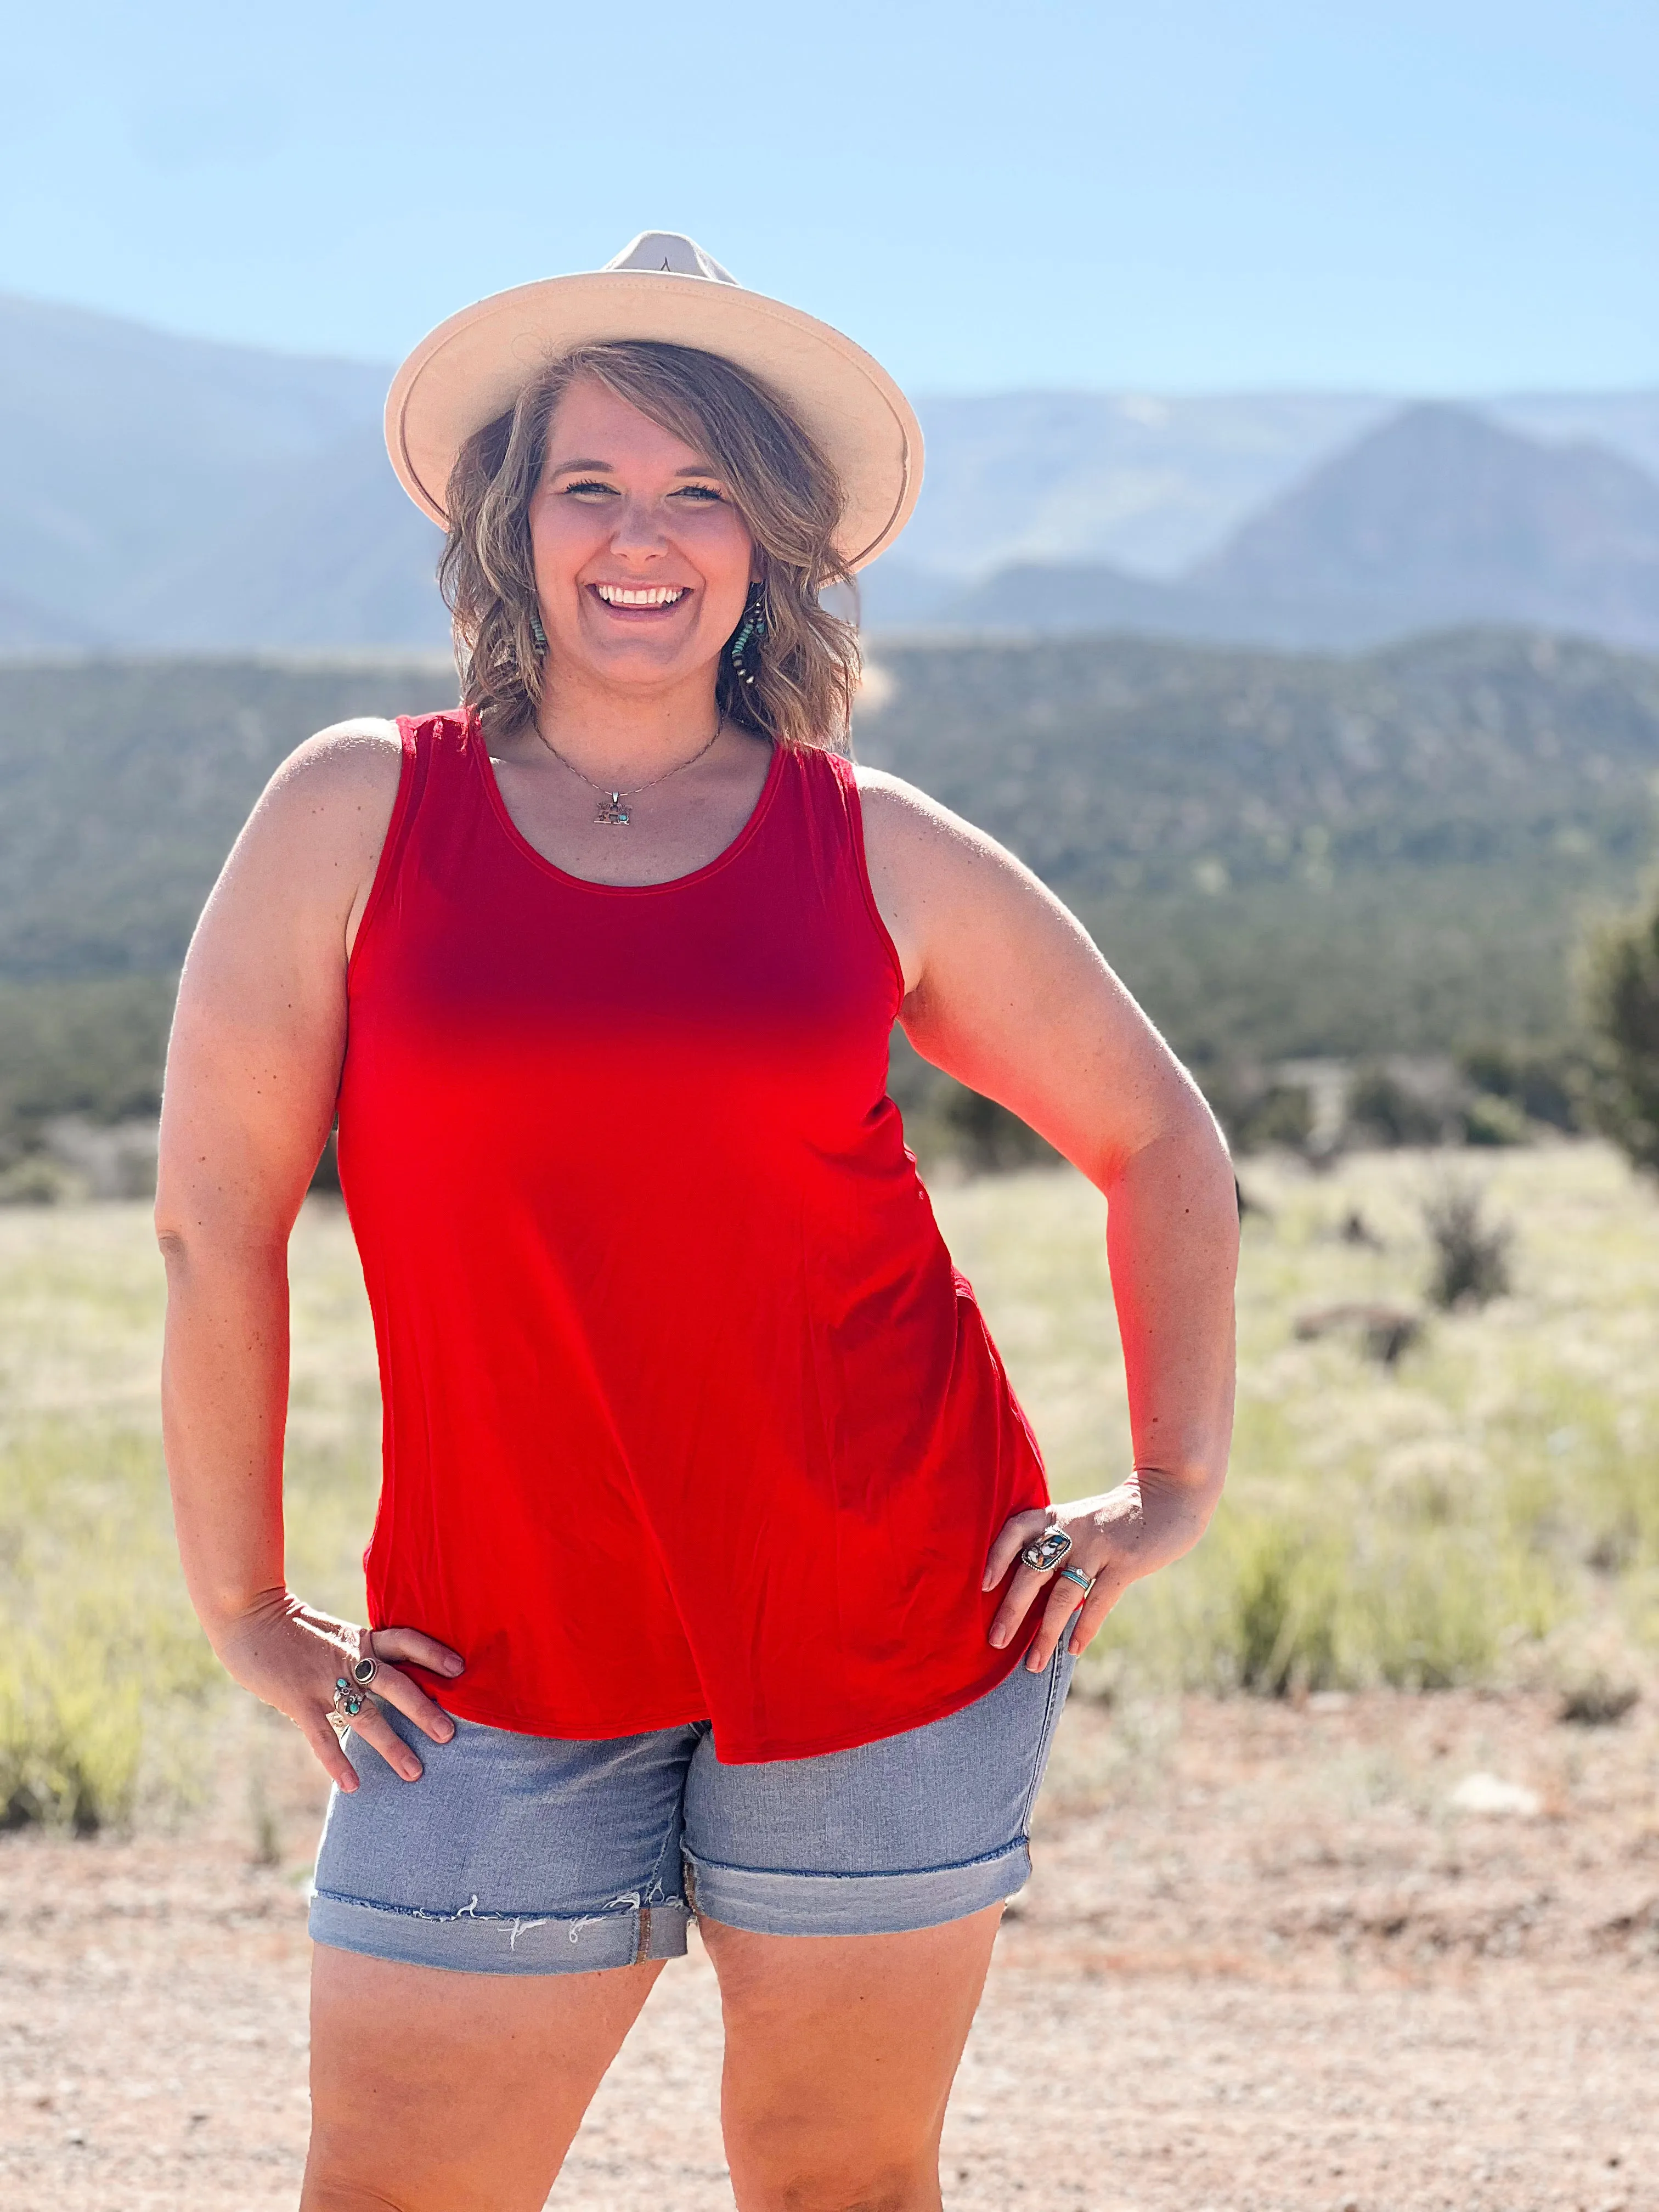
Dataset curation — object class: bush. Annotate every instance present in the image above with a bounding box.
[1459,1043,1582,1133]
[1462,1092,1532,1147]
[1583,889,1659,1173]
[1423,1183,1512,1310]
[1349,1064,1450,1147]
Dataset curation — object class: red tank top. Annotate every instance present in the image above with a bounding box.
[336,712,1048,1760]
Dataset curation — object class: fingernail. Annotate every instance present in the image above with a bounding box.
[443,1656,464,1675]
[438,1721,455,1741]
[340,1775,358,1793]
[402,1763,424,1782]
[1026,1652,1045,1672]
[988,1628,1007,1649]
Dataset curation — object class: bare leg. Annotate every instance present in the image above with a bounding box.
[702,1905,1002,2212]
[300,1944,662,2211]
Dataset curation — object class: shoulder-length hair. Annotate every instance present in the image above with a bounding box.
[438,339,861,752]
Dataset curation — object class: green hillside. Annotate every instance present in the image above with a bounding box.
[0,630,1655,1165]
[860,627,1659,1062]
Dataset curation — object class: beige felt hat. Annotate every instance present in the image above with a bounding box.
[385,231,923,572]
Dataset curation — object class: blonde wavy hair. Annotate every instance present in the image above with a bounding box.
[438,340,861,751]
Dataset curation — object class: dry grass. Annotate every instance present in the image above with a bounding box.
[3,1142,1657,1829]
[935,1141,1659,1700]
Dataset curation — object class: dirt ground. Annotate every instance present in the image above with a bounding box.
[2,1687,1656,2212]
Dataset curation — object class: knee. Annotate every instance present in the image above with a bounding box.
[300,2137,413,2212]
[731,2146,933,2212]
[301,2181,407,2212]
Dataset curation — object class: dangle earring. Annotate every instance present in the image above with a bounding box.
[529,608,548,651]
[727,583,768,688]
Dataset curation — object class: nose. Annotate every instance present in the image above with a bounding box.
[607,494,671,566]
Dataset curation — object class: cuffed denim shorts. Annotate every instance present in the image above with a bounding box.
[309,1645,1075,1976]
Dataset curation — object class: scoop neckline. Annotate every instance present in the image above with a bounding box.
[471,727,785,896]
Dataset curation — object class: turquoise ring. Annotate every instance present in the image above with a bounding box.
[1058,1565,1094,1594]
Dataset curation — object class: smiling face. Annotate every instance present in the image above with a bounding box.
[527,379,757,697]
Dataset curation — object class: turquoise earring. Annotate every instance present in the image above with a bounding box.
[728,584,768,687]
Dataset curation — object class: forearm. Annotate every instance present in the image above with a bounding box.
[159,1229,291,1650]
[1103,1105,1238,1529]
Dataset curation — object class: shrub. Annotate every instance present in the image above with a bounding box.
[1349,1064,1449,1147]
[1582,890,1659,1173]
[1462,1092,1532,1147]
[1458,1043,1582,1133]
[1423,1182,1512,1309]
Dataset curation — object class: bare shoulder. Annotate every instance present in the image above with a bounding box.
[194,716,411,964]
[263,715,405,812]
[854,763,1053,899]
[852,764,1081,1000]
[235,716,404,867]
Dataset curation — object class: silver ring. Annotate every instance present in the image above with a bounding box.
[1058,1565,1094,1594]
[351,1654,378,1689]
[1019,1527,1073,1574]
[331,1676,366,1721]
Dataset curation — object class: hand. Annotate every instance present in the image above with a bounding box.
[983,1470,1217,1673]
[210,1590,465,1793]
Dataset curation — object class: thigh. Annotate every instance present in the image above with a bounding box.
[702,1906,1002,2212]
[302,1944,662,2212]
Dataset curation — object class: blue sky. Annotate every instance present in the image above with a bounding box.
[2,0,1654,393]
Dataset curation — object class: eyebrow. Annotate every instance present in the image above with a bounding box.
[547,457,725,478]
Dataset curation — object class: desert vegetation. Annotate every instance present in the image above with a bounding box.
[4,1141,1653,1837]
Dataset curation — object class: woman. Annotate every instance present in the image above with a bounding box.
[157,232,1237,2212]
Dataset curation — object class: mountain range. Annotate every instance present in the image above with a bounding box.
[2,291,1658,654]
[904,404,1659,651]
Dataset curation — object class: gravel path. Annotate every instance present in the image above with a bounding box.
[2,1689,1655,2211]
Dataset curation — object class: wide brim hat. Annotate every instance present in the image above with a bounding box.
[385,232,923,573]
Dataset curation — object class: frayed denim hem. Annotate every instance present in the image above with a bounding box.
[308,1886,690,1974]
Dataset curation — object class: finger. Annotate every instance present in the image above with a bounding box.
[301,1714,362,1794]
[982,1509,1051,1593]
[1065,1567,1130,1656]
[988,1562,1055,1649]
[362,1661,457,1746]
[1025,1577,1088,1672]
[345,1700,427,1783]
[369,1625,465,1678]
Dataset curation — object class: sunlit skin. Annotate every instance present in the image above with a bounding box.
[482,381,776,891]
[156,373,1238,2210]
[528,378,756,725]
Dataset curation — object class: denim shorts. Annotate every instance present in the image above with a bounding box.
[309,1646,1075,1975]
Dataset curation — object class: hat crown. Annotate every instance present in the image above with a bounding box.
[602,232,738,287]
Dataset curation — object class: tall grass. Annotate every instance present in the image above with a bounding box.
[3,1143,1657,1827]
[0,1201,380,1831]
[933,1142,1659,1699]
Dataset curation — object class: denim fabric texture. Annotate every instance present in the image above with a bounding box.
[308,1643,1076,1976]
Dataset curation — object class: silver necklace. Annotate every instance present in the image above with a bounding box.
[535,717,724,827]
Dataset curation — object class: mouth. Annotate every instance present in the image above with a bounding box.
[590,582,689,612]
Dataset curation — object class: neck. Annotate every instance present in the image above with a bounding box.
[532,665,724,787]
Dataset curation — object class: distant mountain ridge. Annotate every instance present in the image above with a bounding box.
[920,405,1659,652]
[2,290,1658,653]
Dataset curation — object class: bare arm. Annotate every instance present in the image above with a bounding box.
[156,720,461,1791]
[859,769,1239,1669]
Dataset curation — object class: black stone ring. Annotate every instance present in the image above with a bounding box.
[1019,1527,1073,1573]
[350,1654,378,1689]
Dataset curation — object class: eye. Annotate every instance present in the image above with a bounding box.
[671,484,726,504]
[561,478,619,499]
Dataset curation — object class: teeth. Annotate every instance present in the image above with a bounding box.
[595,584,685,607]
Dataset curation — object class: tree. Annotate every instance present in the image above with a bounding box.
[1582,884,1659,1174]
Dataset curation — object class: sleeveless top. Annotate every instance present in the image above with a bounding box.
[336,712,1049,1762]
